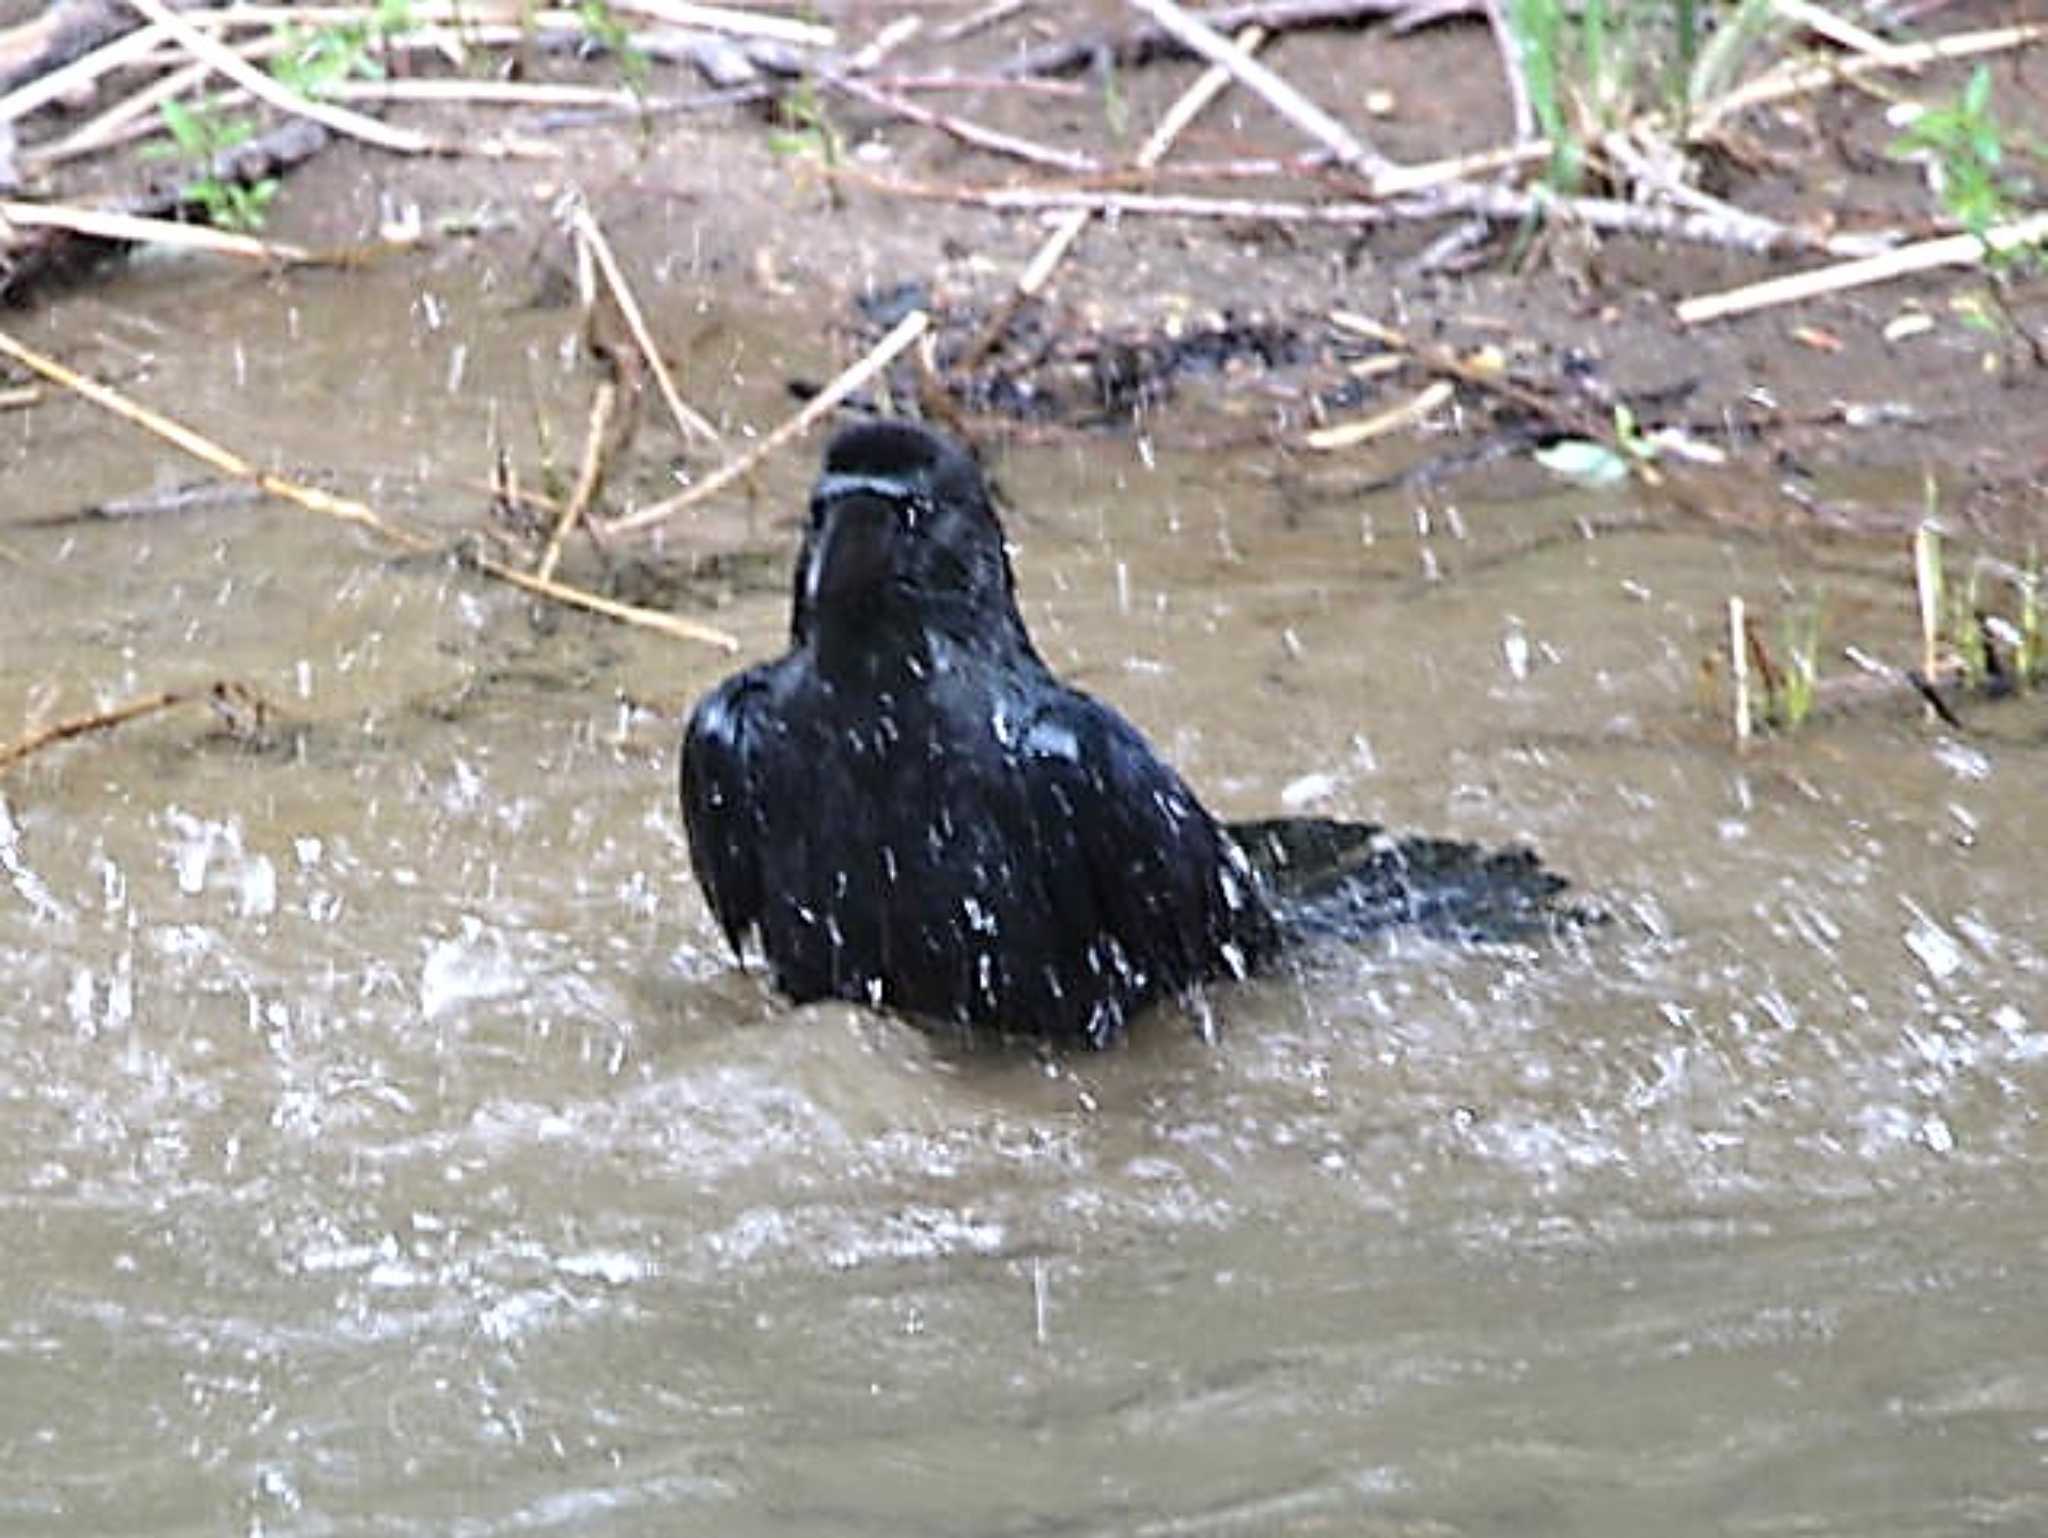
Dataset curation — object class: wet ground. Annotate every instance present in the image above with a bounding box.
[5,6,2048,1535]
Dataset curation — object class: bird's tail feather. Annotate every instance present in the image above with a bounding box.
[1225,817,1584,945]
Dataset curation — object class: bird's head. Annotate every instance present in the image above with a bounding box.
[792,420,1035,666]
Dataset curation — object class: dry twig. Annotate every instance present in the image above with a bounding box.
[1690,20,2046,138]
[830,75,1103,174]
[117,0,560,160]
[607,0,834,49]
[1125,0,1394,183]
[935,0,1028,43]
[0,16,171,127]
[0,326,737,651]
[962,24,1270,370]
[844,169,1868,258]
[606,309,931,536]
[1480,0,1535,142]
[570,202,720,446]
[1304,378,1455,450]
[1,198,314,263]
[1003,0,1433,77]
[1677,212,2048,324]
[536,379,617,583]
[0,686,212,772]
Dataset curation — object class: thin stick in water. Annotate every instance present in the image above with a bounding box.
[1729,596,1751,748]
[536,380,618,583]
[572,203,721,446]
[0,326,737,651]
[605,309,932,536]
[1914,521,1943,687]
[0,689,190,772]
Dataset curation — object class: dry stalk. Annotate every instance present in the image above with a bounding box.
[1,199,314,264]
[117,0,561,161]
[331,79,643,109]
[936,0,1028,43]
[1479,0,1535,142]
[829,75,1104,175]
[961,24,1270,371]
[1677,212,2048,324]
[1597,130,1824,256]
[849,170,1855,258]
[199,3,812,40]
[1003,0,1424,79]
[0,326,737,651]
[536,379,617,583]
[1125,0,1394,183]
[1769,0,1893,57]
[1729,596,1751,748]
[1690,21,2046,140]
[842,15,925,72]
[606,309,932,537]
[606,0,834,49]
[570,203,720,446]
[1914,521,1943,686]
[1304,378,1455,450]
[1327,308,1618,448]
[840,172,1390,224]
[1,687,193,772]
[24,23,615,169]
[29,54,227,166]
[0,18,173,126]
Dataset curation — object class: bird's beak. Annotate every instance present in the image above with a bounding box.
[803,490,902,611]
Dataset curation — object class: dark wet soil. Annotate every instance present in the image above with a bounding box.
[7,0,2045,553]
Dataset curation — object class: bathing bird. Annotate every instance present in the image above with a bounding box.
[682,420,1572,1045]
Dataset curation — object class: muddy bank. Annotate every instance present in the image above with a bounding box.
[4,3,2044,524]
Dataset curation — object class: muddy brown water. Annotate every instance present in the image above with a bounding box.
[5,249,2048,1538]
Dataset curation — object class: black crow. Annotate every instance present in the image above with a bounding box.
[682,420,1573,1046]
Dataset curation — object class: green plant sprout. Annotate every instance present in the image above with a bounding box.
[1888,66,2039,257]
[2018,552,2042,686]
[270,0,416,98]
[149,2,425,232]
[1948,558,1987,688]
[1098,51,1129,143]
[149,96,277,232]
[767,78,844,178]
[1509,0,1581,192]
[1506,0,1713,193]
[577,0,652,100]
[1889,66,2047,373]
[1775,600,1823,729]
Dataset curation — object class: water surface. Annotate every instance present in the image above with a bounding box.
[4,253,2046,1537]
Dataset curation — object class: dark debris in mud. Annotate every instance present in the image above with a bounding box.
[808,298,1329,427]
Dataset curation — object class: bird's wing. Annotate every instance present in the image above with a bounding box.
[1013,688,1256,1037]
[680,671,773,961]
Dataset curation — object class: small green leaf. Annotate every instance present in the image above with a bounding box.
[1963,63,1991,119]
[160,98,203,154]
